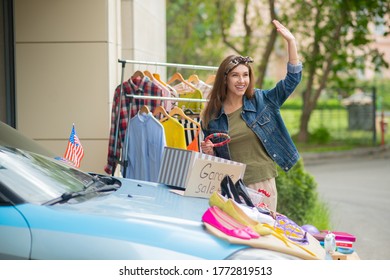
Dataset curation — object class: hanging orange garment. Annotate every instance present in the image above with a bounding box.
[186,126,200,152]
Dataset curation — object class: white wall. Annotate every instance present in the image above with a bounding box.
[121,0,167,79]
[14,0,166,174]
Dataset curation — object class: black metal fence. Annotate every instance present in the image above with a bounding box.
[282,87,389,146]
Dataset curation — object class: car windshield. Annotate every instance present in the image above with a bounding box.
[0,147,94,204]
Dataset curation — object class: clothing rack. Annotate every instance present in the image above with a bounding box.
[113,59,217,176]
[118,59,219,71]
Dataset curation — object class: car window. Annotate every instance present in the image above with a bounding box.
[0,121,56,157]
[0,147,94,204]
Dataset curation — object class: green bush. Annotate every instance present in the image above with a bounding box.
[276,159,330,229]
[309,127,332,144]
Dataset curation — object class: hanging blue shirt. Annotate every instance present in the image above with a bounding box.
[124,112,166,182]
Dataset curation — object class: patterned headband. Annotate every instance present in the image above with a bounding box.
[225,56,254,75]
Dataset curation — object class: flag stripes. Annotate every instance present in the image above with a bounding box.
[64,124,84,168]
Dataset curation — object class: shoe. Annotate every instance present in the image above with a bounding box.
[211,206,260,239]
[209,191,227,209]
[273,214,308,244]
[257,205,271,216]
[210,191,274,225]
[202,206,252,240]
[224,199,272,236]
[261,223,316,257]
[220,175,241,203]
[235,179,255,207]
[238,203,275,225]
[209,193,316,257]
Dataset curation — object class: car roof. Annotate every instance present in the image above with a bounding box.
[0,121,56,157]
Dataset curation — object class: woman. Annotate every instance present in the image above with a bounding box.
[200,20,302,212]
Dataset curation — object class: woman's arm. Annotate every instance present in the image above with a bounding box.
[272,20,300,65]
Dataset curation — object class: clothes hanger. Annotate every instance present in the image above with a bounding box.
[138,105,150,114]
[167,72,198,91]
[153,73,167,87]
[154,74,178,95]
[152,72,179,109]
[183,108,200,118]
[205,74,216,85]
[187,74,201,84]
[164,106,200,129]
[143,70,154,80]
[183,108,195,115]
[152,105,172,120]
[148,72,176,107]
[147,71,168,90]
[132,70,144,79]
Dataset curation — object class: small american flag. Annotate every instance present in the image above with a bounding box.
[64,124,84,168]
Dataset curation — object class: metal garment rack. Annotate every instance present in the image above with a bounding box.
[113,59,217,176]
[118,59,218,71]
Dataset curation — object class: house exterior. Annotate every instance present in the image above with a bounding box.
[1,0,166,173]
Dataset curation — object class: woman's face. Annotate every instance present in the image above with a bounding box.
[226,64,250,98]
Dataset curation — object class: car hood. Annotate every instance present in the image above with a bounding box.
[15,178,247,259]
[65,178,210,223]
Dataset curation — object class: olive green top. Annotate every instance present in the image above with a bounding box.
[227,108,277,184]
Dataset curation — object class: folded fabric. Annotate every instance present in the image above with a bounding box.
[237,203,275,225]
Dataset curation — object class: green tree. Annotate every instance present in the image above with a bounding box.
[166,0,232,78]
[289,0,390,142]
[167,0,280,87]
[166,0,390,144]
[215,0,280,87]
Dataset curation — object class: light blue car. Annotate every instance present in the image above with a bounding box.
[0,122,299,260]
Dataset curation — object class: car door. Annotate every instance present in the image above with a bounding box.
[0,202,32,259]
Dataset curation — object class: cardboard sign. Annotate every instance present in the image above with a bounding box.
[158,147,246,198]
[184,158,246,198]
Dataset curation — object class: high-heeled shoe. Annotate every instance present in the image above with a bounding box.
[202,206,252,240]
[234,179,255,207]
[211,206,260,239]
[220,175,241,203]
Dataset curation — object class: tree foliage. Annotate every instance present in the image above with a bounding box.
[288,0,390,142]
[166,0,232,78]
[166,0,390,142]
[166,0,277,86]
[216,0,282,87]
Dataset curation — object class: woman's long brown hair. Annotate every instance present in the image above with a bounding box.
[201,55,255,129]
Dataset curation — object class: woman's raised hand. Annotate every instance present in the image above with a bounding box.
[272,20,295,42]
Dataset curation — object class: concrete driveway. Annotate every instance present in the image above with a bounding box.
[303,146,390,260]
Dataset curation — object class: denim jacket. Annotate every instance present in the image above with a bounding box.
[201,63,302,172]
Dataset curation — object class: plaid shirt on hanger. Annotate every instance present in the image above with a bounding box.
[104,76,162,175]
